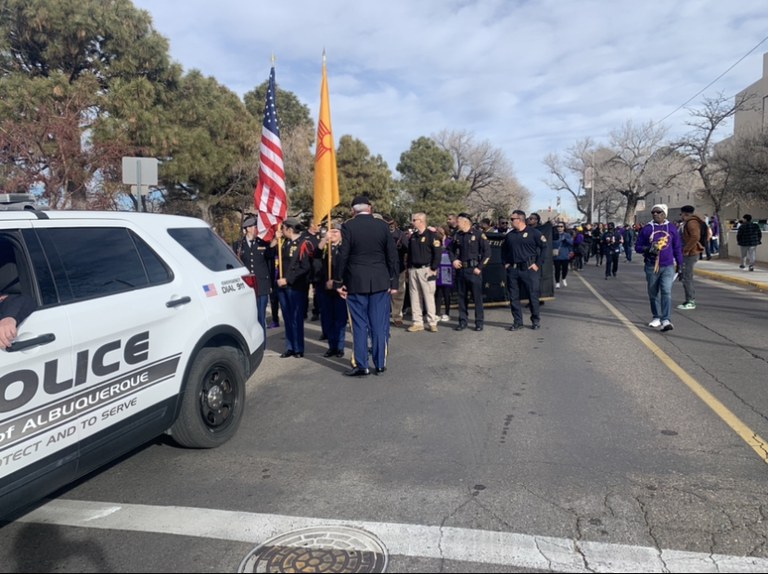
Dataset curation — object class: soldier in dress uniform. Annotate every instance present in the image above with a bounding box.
[276,217,314,358]
[502,209,547,330]
[234,217,275,337]
[317,222,348,358]
[449,213,490,332]
[334,196,399,377]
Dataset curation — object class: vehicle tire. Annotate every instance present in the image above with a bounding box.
[171,347,245,448]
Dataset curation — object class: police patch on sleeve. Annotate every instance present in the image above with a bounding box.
[433,240,441,247]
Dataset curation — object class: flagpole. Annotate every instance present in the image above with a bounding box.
[326,211,332,278]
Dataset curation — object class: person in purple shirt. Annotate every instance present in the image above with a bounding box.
[635,203,683,332]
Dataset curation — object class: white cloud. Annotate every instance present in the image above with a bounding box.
[133,0,768,212]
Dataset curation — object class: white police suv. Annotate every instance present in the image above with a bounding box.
[0,196,264,518]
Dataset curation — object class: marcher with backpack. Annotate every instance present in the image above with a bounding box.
[736,214,763,272]
[677,205,705,310]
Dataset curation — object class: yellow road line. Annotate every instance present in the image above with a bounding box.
[579,275,768,464]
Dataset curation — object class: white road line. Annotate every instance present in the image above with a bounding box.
[16,499,768,573]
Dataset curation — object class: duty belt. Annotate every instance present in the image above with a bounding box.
[462,259,478,267]
[514,262,529,270]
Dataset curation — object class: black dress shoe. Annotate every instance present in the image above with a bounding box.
[323,349,335,358]
[293,352,304,358]
[374,367,387,375]
[507,324,524,331]
[454,324,467,331]
[335,350,345,358]
[531,324,541,330]
[343,368,370,377]
[474,326,483,331]
[279,350,295,358]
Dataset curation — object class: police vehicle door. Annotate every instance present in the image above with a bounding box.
[27,221,190,463]
[0,225,76,483]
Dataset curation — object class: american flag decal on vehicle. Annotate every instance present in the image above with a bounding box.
[203,283,218,297]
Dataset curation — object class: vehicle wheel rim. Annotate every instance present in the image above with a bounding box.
[199,362,238,430]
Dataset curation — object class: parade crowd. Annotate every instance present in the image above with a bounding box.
[233,197,761,377]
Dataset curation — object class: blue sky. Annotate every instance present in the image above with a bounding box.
[132,0,768,214]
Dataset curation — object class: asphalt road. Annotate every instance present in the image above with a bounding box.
[2,259,768,573]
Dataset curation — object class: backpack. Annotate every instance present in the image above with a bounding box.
[699,220,711,247]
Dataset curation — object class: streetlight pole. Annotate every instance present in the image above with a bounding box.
[584,165,595,224]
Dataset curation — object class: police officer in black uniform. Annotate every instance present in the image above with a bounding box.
[502,209,547,330]
[234,217,276,337]
[450,213,490,331]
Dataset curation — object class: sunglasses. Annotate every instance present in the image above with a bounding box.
[651,210,663,214]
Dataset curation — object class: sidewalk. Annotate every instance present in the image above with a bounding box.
[694,256,768,292]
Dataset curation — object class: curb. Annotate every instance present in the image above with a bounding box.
[694,268,768,292]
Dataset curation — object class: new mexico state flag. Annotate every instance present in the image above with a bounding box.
[313,53,340,225]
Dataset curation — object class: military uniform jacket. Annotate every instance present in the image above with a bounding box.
[235,237,274,296]
[335,214,398,293]
[449,228,490,269]
[501,225,546,267]
[407,228,442,270]
[279,233,314,291]
[318,242,342,290]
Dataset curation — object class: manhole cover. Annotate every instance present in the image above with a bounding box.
[238,526,388,573]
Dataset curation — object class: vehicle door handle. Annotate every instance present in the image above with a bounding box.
[166,296,192,308]
[7,333,56,352]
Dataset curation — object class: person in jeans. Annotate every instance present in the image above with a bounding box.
[552,223,572,288]
[736,214,762,272]
[677,205,705,310]
[635,204,683,332]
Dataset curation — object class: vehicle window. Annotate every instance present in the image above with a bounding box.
[131,231,173,284]
[0,236,20,294]
[37,228,150,301]
[168,227,242,271]
[20,229,58,305]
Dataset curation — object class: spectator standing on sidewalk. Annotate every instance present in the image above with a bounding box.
[677,205,705,310]
[635,204,683,332]
[736,214,762,272]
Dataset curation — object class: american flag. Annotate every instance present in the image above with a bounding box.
[203,283,218,297]
[253,66,287,242]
